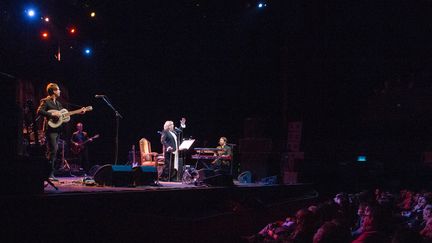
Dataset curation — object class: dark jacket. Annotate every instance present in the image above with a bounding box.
[161,130,179,154]
[37,96,63,132]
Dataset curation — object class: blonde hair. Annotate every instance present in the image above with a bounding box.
[163,121,173,130]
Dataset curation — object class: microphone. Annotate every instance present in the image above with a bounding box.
[157,131,162,134]
[174,127,182,132]
[95,94,106,98]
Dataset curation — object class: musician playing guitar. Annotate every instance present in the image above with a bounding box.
[71,122,95,174]
[37,83,87,180]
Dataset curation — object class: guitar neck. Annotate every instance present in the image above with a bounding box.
[81,135,98,145]
[65,109,84,117]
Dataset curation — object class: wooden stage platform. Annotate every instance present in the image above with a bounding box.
[44,176,288,194]
[2,175,318,243]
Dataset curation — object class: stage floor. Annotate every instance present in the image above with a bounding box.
[5,176,318,242]
[44,176,284,194]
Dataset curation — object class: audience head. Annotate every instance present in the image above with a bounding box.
[362,204,386,231]
[417,196,430,209]
[308,205,319,214]
[357,202,368,217]
[293,208,316,234]
[334,193,349,207]
[313,220,351,243]
[423,204,432,221]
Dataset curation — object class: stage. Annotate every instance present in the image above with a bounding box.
[1,175,318,243]
[44,177,284,194]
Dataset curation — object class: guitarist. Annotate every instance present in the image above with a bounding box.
[71,122,92,173]
[37,83,86,180]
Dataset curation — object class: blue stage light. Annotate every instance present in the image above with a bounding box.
[257,2,267,8]
[258,2,267,8]
[25,8,37,18]
[84,48,92,55]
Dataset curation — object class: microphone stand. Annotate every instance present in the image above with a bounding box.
[100,96,123,165]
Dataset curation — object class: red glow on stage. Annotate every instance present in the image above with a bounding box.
[41,31,49,39]
[67,26,77,36]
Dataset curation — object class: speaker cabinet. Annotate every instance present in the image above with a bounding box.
[94,165,134,187]
[133,166,157,186]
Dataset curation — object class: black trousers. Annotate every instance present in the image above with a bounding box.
[162,152,176,180]
[46,132,60,174]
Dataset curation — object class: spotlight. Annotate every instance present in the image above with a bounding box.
[27,9,35,17]
[44,17,50,22]
[25,8,37,18]
[257,2,267,8]
[90,12,96,18]
[83,48,92,55]
[41,31,49,39]
[68,26,77,35]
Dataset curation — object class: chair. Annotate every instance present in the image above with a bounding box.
[139,138,164,175]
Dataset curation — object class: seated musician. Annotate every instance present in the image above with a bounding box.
[211,137,232,171]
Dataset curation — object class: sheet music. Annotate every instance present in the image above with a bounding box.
[179,139,195,150]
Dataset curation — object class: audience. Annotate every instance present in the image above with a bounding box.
[247,188,432,243]
[284,208,316,242]
[351,202,367,238]
[313,220,351,243]
[352,204,388,243]
[420,204,432,241]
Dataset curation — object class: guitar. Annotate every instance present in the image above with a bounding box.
[47,106,93,128]
[71,134,100,154]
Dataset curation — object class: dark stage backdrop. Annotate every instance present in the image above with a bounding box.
[2,1,289,167]
[5,1,432,183]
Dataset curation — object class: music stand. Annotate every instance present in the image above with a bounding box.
[179,139,195,150]
[176,139,195,180]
